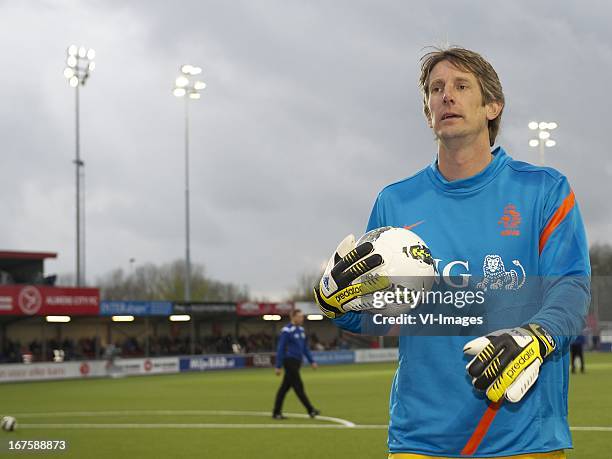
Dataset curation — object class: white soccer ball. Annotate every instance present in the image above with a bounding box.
[350,226,435,316]
[1,416,16,432]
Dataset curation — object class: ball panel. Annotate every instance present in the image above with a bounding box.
[351,226,435,316]
[1,415,16,431]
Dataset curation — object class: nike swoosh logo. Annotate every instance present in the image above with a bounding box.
[404,220,425,230]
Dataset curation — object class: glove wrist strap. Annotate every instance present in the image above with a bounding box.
[526,323,556,358]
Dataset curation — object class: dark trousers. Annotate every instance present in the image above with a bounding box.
[273,358,314,414]
[570,343,585,373]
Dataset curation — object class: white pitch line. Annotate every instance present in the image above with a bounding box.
[571,426,612,432]
[13,423,612,432]
[9,410,355,428]
[17,423,356,430]
[8,410,612,432]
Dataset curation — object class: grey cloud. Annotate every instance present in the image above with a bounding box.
[0,1,609,299]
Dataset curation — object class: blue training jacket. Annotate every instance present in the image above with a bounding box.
[275,324,314,368]
[333,147,591,457]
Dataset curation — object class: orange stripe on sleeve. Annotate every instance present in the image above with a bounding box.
[460,401,502,456]
[538,189,575,255]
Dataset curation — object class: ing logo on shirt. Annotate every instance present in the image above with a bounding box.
[433,255,526,290]
[498,203,521,236]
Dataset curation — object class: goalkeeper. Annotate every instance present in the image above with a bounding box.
[315,47,590,458]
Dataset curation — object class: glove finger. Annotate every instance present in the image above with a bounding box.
[334,234,356,263]
[320,235,355,294]
[504,359,541,403]
[313,286,343,319]
[321,235,356,282]
[472,352,507,391]
[485,357,540,403]
[332,242,376,278]
[463,336,490,356]
[465,338,497,381]
[335,253,383,286]
[463,328,515,357]
[465,337,498,378]
[471,339,517,391]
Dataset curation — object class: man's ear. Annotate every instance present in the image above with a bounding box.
[486,101,503,121]
[426,112,433,128]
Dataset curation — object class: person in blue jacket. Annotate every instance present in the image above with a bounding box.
[570,335,586,373]
[315,47,590,458]
[272,309,319,419]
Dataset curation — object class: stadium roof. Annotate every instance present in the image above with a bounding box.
[0,250,57,261]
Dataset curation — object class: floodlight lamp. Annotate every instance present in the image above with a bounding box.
[175,76,189,88]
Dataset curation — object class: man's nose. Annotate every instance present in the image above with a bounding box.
[443,87,455,103]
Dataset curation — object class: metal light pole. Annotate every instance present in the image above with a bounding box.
[528,121,557,165]
[64,45,95,287]
[173,65,206,356]
[173,66,206,302]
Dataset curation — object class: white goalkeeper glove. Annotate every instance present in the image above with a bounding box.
[464,323,556,403]
[314,234,389,319]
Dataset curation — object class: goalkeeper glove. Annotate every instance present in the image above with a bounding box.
[463,323,556,403]
[314,234,389,319]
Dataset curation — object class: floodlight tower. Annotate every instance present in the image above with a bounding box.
[528,121,557,166]
[64,45,95,287]
[172,65,206,303]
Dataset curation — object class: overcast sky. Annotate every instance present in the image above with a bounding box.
[1,0,610,299]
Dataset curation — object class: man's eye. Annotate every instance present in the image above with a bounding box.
[458,84,467,90]
[431,87,442,93]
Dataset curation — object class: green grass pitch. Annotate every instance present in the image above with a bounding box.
[1,352,610,458]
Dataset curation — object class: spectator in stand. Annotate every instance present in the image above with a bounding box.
[310,333,326,351]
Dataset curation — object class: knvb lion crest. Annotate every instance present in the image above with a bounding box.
[476,255,526,291]
[498,203,521,236]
